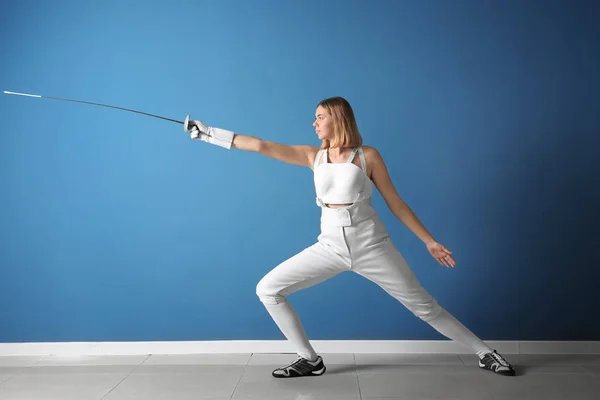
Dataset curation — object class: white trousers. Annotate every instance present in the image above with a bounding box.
[256,202,492,360]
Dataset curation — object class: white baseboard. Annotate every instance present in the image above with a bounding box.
[1,341,599,357]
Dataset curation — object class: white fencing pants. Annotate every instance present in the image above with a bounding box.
[256,204,492,360]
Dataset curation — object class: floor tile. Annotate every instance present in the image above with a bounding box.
[361,398,487,400]
[19,365,137,375]
[144,353,251,365]
[514,365,590,375]
[356,364,475,374]
[103,372,241,400]
[357,372,492,399]
[0,356,42,367]
[478,372,600,400]
[517,354,600,365]
[137,364,246,375]
[234,397,359,400]
[0,367,23,385]
[0,371,126,400]
[581,365,600,375]
[355,353,465,366]
[232,371,360,399]
[34,355,148,367]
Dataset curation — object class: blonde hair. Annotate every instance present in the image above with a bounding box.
[317,97,363,149]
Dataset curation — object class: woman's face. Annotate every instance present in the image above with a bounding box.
[313,105,333,141]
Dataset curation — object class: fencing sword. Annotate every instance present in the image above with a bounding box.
[3,90,194,132]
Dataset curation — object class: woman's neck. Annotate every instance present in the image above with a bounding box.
[328,147,351,158]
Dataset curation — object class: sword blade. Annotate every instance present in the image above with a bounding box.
[3,90,184,125]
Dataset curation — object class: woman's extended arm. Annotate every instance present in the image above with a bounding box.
[186,118,314,167]
[232,135,313,168]
[231,134,263,152]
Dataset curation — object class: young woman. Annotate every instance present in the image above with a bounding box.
[186,97,515,378]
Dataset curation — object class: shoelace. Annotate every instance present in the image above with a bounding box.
[290,357,306,367]
[280,357,309,371]
[489,351,510,367]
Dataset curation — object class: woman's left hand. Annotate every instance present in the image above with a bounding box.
[426,241,456,268]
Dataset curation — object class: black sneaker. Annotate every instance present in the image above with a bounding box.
[479,350,515,376]
[272,355,326,378]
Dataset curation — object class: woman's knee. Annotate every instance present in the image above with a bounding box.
[256,277,286,305]
[411,297,443,322]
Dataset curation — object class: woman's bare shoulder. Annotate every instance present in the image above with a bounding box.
[363,145,383,159]
[361,145,376,152]
[361,145,379,161]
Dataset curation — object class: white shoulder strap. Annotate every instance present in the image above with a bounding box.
[358,147,367,172]
[314,149,326,170]
[347,148,359,163]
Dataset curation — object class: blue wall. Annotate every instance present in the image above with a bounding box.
[1,0,598,343]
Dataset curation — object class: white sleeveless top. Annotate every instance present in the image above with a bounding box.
[313,147,373,207]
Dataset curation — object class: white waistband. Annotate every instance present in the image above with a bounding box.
[319,201,376,227]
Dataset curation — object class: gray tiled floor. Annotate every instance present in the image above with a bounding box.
[0,353,598,399]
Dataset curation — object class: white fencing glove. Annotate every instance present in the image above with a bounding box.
[184,116,235,150]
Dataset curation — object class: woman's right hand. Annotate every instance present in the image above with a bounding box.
[186,119,235,150]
